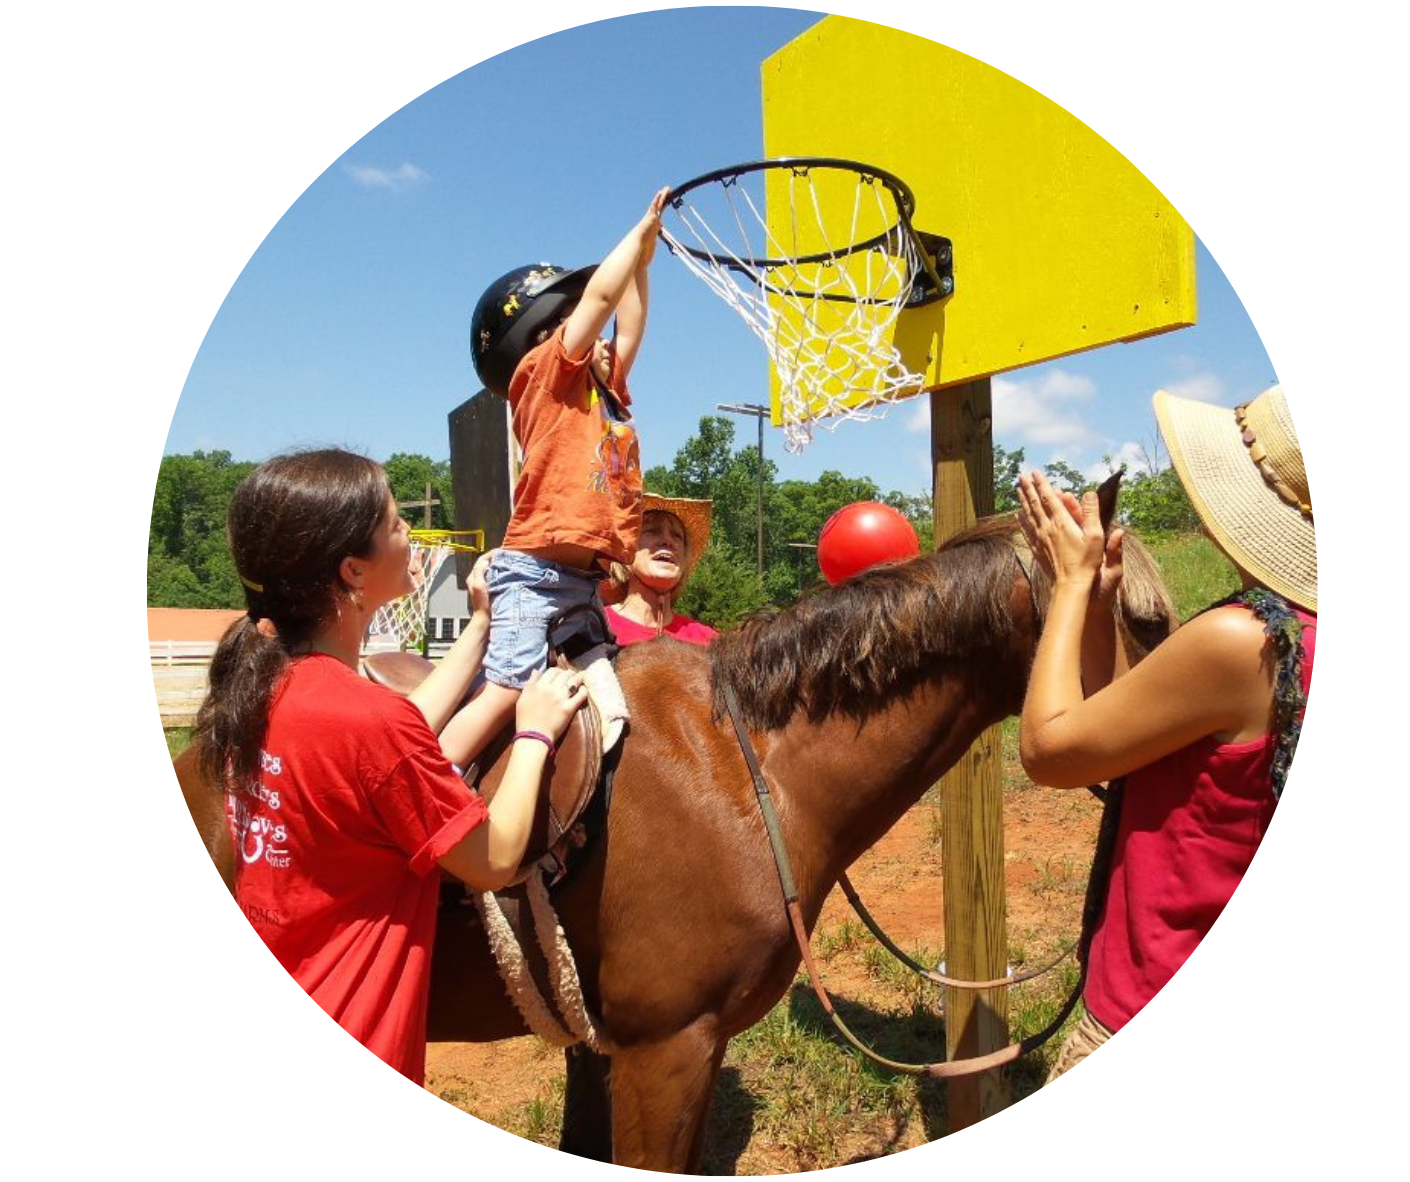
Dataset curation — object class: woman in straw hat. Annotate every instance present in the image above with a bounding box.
[603,492,718,645]
[1016,385,1315,1081]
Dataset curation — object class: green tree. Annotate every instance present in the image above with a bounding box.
[773,471,878,551]
[992,444,1026,512]
[643,420,967,622]
[147,549,206,607]
[675,537,771,628]
[664,416,737,498]
[881,490,935,551]
[384,453,455,530]
[1119,466,1200,534]
[712,442,780,569]
[1043,459,1093,497]
[148,450,257,607]
[766,471,884,597]
[148,449,462,609]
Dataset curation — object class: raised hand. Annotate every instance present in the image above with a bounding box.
[637,187,671,268]
[1017,470,1107,593]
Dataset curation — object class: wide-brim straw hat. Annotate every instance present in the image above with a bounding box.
[1153,384,1316,612]
[601,493,713,605]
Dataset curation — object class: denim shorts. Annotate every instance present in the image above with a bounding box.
[482,550,603,689]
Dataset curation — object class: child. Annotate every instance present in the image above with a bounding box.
[443,188,670,764]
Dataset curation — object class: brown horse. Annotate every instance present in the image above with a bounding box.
[174,511,1175,1172]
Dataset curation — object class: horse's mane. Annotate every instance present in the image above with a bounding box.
[710,517,1025,730]
[710,513,1178,732]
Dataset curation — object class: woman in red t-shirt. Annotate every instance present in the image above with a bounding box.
[1016,386,1315,1081]
[603,492,719,646]
[194,449,587,1084]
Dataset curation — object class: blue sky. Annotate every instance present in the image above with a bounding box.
[166,6,1275,498]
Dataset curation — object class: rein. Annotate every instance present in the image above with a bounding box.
[836,873,1074,991]
[722,681,1087,1079]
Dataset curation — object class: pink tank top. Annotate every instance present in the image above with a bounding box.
[1084,608,1315,1031]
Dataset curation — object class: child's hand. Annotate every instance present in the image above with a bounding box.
[637,187,671,267]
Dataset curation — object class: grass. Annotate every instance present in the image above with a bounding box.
[720,990,935,1170]
[815,919,868,957]
[166,727,192,757]
[1033,854,1090,898]
[508,1075,566,1146]
[1139,531,1240,620]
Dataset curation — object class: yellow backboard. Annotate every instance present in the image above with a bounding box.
[760,16,1196,421]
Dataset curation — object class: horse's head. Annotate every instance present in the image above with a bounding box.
[1047,468,1177,664]
[1094,467,1122,533]
[1004,468,1176,667]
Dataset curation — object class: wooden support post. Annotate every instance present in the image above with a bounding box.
[930,379,1009,1128]
[448,390,515,589]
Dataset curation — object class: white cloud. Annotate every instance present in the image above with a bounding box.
[345,162,429,191]
[1161,372,1224,403]
[1083,439,1152,484]
[993,369,1100,450]
[907,368,1102,451]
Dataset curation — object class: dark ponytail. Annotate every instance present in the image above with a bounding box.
[194,450,390,793]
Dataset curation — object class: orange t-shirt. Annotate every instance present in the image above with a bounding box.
[500,326,642,566]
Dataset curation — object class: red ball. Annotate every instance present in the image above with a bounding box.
[817,501,921,585]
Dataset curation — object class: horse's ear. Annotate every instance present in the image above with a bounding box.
[1095,467,1125,534]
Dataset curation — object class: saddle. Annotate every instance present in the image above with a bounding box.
[363,606,615,885]
[460,668,603,885]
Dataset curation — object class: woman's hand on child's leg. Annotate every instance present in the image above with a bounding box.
[516,666,588,742]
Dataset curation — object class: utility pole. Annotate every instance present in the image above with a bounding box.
[786,541,817,596]
[716,402,769,578]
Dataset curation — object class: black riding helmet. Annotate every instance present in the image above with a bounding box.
[469,263,597,397]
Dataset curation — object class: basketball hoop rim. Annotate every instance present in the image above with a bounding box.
[662,157,921,271]
[408,528,485,554]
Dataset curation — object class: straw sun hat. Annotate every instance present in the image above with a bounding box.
[1153,384,1316,612]
[602,493,713,605]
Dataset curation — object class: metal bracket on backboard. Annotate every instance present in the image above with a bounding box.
[908,232,955,307]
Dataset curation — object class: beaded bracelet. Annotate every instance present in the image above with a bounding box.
[513,730,557,754]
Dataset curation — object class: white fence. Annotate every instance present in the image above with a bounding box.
[151,639,455,667]
[150,640,220,666]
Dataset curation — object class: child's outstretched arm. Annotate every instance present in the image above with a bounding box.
[612,214,658,382]
[562,188,669,362]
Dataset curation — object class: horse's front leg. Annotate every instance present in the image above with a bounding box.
[559,1045,612,1161]
[609,1020,726,1173]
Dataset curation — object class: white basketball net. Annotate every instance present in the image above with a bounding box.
[367,542,453,651]
[660,163,931,454]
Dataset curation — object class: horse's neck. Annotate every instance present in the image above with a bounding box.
[768,666,1019,900]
